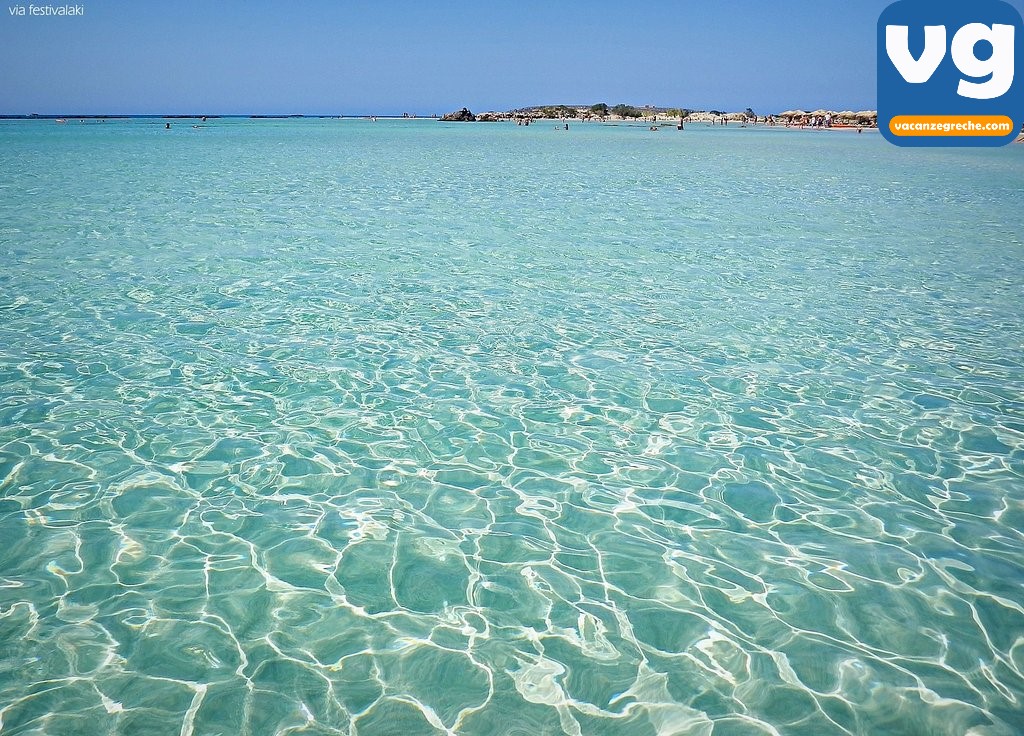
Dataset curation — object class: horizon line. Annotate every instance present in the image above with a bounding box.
[0,105,878,119]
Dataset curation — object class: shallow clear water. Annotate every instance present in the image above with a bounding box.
[1,118,1023,735]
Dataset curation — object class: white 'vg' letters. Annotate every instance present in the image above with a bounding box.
[885,23,1016,99]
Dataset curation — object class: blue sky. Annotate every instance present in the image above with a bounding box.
[1,0,1021,115]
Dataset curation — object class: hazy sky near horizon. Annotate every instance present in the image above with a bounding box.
[2,0,1022,115]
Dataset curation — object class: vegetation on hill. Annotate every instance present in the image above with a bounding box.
[610,104,643,119]
[536,105,578,118]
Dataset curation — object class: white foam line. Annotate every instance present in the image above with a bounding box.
[179,683,207,736]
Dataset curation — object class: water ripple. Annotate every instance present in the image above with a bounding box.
[1,119,1023,735]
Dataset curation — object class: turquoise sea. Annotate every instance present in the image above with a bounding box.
[1,118,1023,735]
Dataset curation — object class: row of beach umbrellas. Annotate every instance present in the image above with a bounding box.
[777,109,877,120]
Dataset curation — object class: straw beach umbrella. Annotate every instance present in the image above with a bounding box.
[855,110,878,127]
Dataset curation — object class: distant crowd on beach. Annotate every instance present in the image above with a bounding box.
[482,106,881,131]
[779,113,847,128]
[671,111,878,129]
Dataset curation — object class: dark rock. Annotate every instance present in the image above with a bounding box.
[441,107,476,122]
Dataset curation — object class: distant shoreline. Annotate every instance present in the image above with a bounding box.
[0,109,885,131]
[0,107,877,122]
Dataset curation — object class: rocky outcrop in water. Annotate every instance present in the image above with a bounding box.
[441,108,476,122]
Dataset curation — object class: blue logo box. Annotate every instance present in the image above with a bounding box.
[878,0,1024,147]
